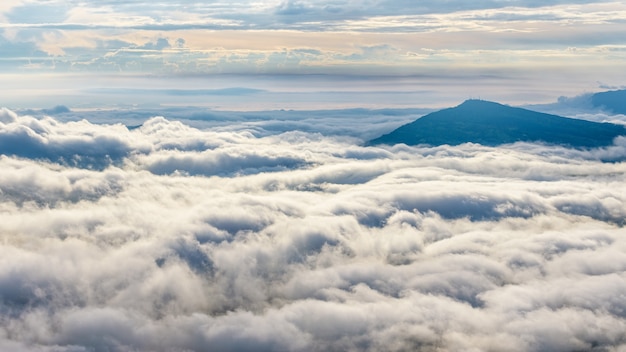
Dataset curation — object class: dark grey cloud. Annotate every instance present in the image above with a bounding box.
[1,107,626,351]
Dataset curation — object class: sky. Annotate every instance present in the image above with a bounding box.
[1,0,626,109]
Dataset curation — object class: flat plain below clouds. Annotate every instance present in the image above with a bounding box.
[1,107,626,351]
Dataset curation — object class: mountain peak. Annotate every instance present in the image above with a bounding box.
[458,98,497,106]
[454,99,512,113]
[369,100,625,148]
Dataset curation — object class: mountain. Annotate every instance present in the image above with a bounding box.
[369,100,626,148]
[591,90,626,115]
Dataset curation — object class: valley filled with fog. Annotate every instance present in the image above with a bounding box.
[1,105,626,351]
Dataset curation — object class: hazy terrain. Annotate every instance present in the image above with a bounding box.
[370,99,626,148]
[1,102,626,351]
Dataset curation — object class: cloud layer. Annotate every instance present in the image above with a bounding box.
[1,108,626,351]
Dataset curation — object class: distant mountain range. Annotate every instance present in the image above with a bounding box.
[591,89,626,115]
[369,99,626,148]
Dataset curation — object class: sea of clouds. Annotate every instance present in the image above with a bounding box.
[1,106,626,351]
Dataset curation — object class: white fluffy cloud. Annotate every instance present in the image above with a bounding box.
[1,108,626,351]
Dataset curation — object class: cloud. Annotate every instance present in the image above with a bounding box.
[1,107,626,351]
[5,2,70,25]
[41,105,71,115]
[2,0,626,88]
[0,107,18,123]
[87,87,265,97]
[0,113,137,169]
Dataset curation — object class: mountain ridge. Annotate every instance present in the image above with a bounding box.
[591,89,626,115]
[369,99,626,148]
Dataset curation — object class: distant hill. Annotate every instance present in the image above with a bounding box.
[591,90,626,115]
[369,100,626,148]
